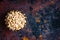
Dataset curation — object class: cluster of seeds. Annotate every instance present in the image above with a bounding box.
[5,10,26,31]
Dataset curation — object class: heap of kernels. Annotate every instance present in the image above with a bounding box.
[5,10,27,31]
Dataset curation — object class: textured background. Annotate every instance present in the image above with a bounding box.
[0,0,60,40]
